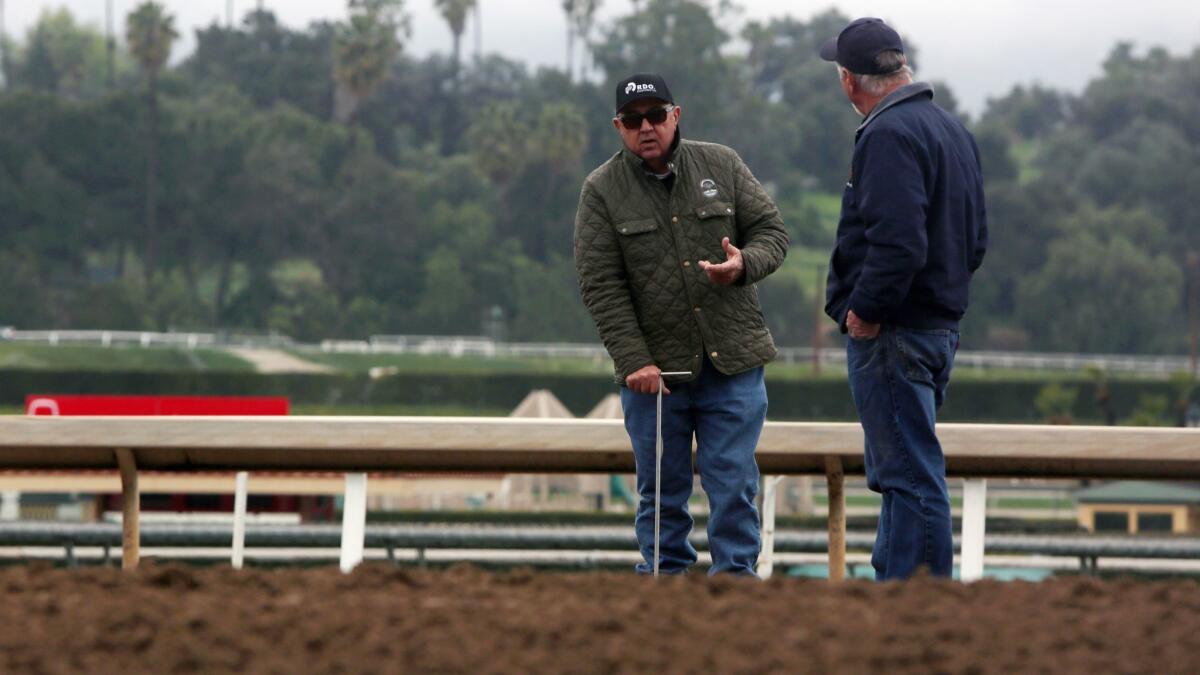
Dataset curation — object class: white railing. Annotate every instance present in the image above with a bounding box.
[339,335,1197,377]
[1,329,293,350]
[3,328,1196,376]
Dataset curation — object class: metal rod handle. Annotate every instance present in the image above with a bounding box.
[653,371,690,578]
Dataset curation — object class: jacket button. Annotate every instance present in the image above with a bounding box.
[710,351,719,358]
[620,227,628,233]
[699,211,707,217]
[693,307,701,313]
[672,216,679,223]
[682,261,691,267]
[726,208,732,214]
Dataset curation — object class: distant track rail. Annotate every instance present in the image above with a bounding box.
[3,328,1195,376]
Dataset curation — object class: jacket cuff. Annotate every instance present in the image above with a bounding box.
[848,290,888,325]
[615,353,654,382]
[735,249,759,286]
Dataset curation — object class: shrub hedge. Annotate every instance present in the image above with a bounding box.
[1,368,1189,423]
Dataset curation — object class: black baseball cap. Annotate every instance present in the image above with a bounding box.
[818,18,905,75]
[614,73,674,114]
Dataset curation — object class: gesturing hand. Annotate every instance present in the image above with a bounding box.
[626,364,668,395]
[697,237,745,286]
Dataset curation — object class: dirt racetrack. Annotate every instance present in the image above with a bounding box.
[2,563,1198,674]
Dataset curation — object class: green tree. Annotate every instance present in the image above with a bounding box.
[333,0,408,123]
[10,8,118,99]
[979,84,1069,141]
[466,101,531,184]
[1016,231,1182,353]
[533,101,587,172]
[433,0,473,78]
[963,179,1076,348]
[432,0,475,153]
[592,0,737,142]
[185,11,336,120]
[125,1,177,285]
[1169,371,1197,427]
[1125,394,1170,427]
[1035,383,1078,425]
[313,144,421,330]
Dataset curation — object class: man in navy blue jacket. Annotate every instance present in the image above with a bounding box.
[819,18,988,580]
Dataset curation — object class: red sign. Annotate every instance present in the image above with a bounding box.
[25,395,289,416]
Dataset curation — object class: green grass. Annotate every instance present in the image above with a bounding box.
[770,245,832,297]
[996,498,1076,510]
[292,351,615,376]
[0,341,1172,387]
[295,350,1167,385]
[1012,140,1044,184]
[0,343,253,371]
[806,191,843,234]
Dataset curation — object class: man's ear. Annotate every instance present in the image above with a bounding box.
[841,69,859,97]
[612,117,623,132]
[672,105,682,123]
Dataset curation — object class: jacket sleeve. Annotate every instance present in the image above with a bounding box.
[848,127,929,324]
[969,136,989,273]
[731,151,789,286]
[573,180,654,380]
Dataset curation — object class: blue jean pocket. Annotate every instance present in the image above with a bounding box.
[894,330,952,384]
[846,334,884,373]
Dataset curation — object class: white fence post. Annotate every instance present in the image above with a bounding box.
[231,472,248,569]
[757,476,785,579]
[960,478,988,582]
[0,491,18,520]
[340,473,368,573]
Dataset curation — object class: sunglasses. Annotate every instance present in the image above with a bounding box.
[616,105,676,130]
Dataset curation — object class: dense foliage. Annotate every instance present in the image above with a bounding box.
[1,1,1197,354]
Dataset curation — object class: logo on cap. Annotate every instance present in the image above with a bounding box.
[625,82,657,95]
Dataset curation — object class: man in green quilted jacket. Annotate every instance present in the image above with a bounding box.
[574,73,789,575]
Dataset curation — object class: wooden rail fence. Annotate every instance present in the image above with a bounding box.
[1,417,1198,579]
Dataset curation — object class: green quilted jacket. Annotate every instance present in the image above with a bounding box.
[574,137,789,384]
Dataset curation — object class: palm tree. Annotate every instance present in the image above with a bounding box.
[434,0,474,79]
[106,0,116,88]
[0,0,8,89]
[473,1,482,60]
[561,0,576,79]
[569,0,600,81]
[562,0,601,81]
[126,1,178,285]
[333,0,407,124]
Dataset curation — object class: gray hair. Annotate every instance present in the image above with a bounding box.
[838,51,914,96]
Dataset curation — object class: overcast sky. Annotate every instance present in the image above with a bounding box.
[5,1,1200,115]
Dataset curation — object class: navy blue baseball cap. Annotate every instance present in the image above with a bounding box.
[614,73,674,114]
[818,18,905,75]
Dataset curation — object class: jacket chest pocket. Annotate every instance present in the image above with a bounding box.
[615,218,661,266]
[694,200,735,242]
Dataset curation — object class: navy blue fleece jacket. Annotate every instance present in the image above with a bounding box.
[825,83,988,331]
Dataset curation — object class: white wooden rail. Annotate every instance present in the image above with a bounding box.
[2,416,1199,578]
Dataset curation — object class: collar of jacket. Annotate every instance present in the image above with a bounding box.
[855,81,935,139]
[620,128,683,175]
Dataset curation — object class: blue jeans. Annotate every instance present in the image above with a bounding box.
[846,327,958,580]
[620,360,767,575]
